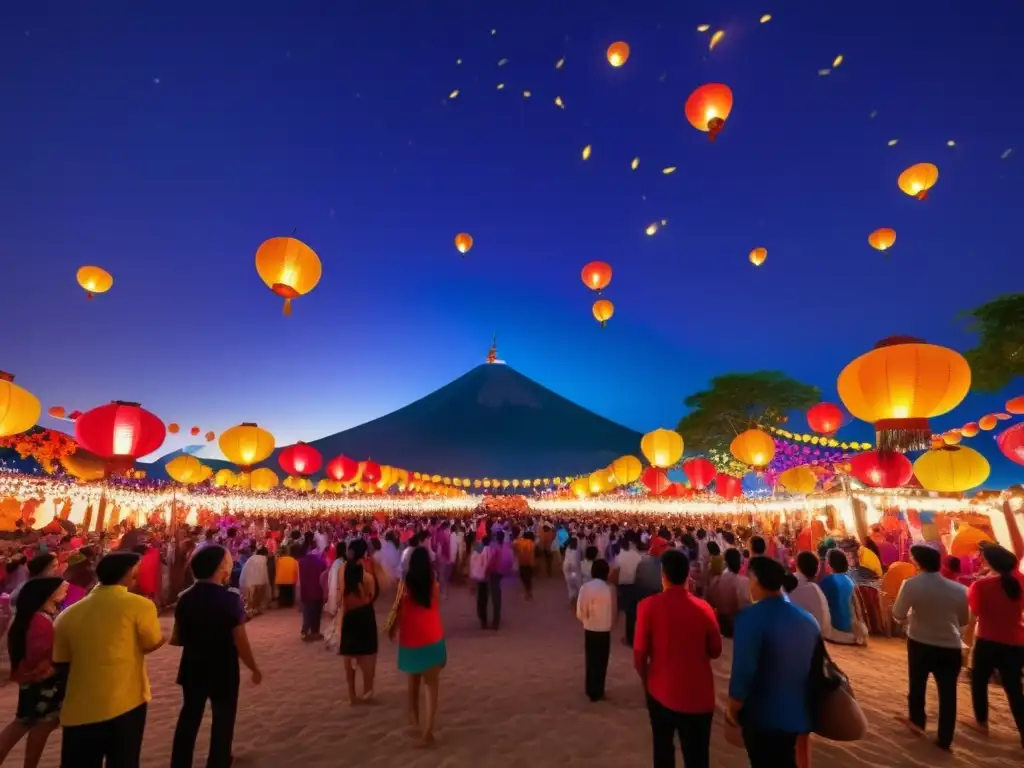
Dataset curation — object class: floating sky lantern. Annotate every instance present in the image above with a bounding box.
[190,426,200,436]
[76,266,113,300]
[67,410,81,421]
[641,428,684,468]
[213,469,235,488]
[218,422,275,469]
[1006,395,1024,414]
[730,429,775,468]
[778,465,817,495]
[897,163,939,200]
[960,422,979,437]
[978,414,998,431]
[806,402,844,436]
[166,455,207,485]
[848,450,913,488]
[913,446,990,492]
[47,406,65,420]
[168,423,180,434]
[837,336,970,453]
[606,41,630,67]
[682,457,716,490]
[205,431,215,442]
[997,423,1024,466]
[249,467,279,493]
[454,232,474,256]
[868,228,897,253]
[278,442,323,477]
[0,372,41,437]
[641,466,671,494]
[714,473,742,500]
[254,236,322,316]
[360,460,382,485]
[748,247,767,267]
[74,401,166,473]
[684,83,733,142]
[581,261,612,294]
[326,454,359,483]
[592,299,614,327]
[942,430,962,445]
[610,455,642,485]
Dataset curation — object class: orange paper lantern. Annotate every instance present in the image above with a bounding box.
[254,236,322,316]
[580,261,612,293]
[684,83,733,142]
[454,232,473,255]
[868,228,897,252]
[606,41,630,67]
[897,163,939,201]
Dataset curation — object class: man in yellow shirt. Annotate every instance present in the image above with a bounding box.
[54,551,166,766]
[514,531,537,600]
[274,546,299,607]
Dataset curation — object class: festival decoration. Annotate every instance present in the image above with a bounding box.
[166,455,207,485]
[684,83,733,142]
[75,266,113,300]
[47,406,65,419]
[767,426,870,451]
[777,465,817,495]
[837,336,970,453]
[326,454,359,483]
[205,431,215,442]
[74,402,166,472]
[950,526,994,558]
[254,236,322,316]
[60,449,105,482]
[454,232,474,256]
[609,455,642,485]
[360,460,382,484]
[806,402,844,435]
[278,442,323,477]
[0,429,76,474]
[580,261,612,294]
[641,428,684,468]
[868,228,897,253]
[190,426,200,436]
[283,475,313,492]
[748,247,767,267]
[913,446,990,492]
[592,299,614,327]
[168,423,180,434]
[978,414,998,431]
[606,41,630,67]
[848,450,913,488]
[0,372,41,437]
[997,422,1024,466]
[67,410,81,421]
[714,473,742,500]
[682,457,716,490]
[588,470,612,494]
[730,429,775,468]
[218,423,275,469]
[1006,395,1024,415]
[249,467,279,493]
[213,469,235,488]
[641,466,671,495]
[961,422,979,438]
[897,163,939,200]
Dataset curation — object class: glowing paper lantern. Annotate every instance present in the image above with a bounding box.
[778,466,817,495]
[684,83,733,142]
[166,455,206,484]
[326,454,359,482]
[75,401,166,463]
[0,372,41,437]
[592,299,614,327]
[75,266,113,299]
[837,336,970,453]
[571,477,590,498]
[730,429,775,468]
[588,471,610,494]
[454,232,474,255]
[360,460,382,485]
[283,475,313,492]
[610,455,642,485]
[748,247,767,267]
[978,414,998,431]
[278,442,323,477]
[848,450,913,488]
[714,473,742,500]
[961,422,979,438]
[48,406,65,420]
[913,446,990,492]
[205,431,215,442]
[67,410,82,421]
[60,450,105,482]
[254,236,322,316]
[997,422,1024,466]
[806,403,844,435]
[682,457,716,490]
[641,466,671,495]
[942,431,962,445]
[218,422,275,468]
[190,426,200,436]
[950,526,994,558]
[897,163,939,200]
[641,428,684,468]
[581,261,612,294]
[868,228,897,252]
[606,41,630,67]
[213,469,235,488]
[168,423,180,434]
[249,467,279,493]
[1006,395,1024,415]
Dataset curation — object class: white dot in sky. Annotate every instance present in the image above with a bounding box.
[153,78,161,84]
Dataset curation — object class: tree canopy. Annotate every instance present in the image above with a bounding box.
[676,371,821,459]
[960,293,1024,393]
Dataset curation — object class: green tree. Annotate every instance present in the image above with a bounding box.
[961,293,1024,392]
[676,371,821,458]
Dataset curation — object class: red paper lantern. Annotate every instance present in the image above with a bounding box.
[360,459,382,484]
[68,410,82,421]
[326,454,359,482]
[278,442,323,476]
[996,422,1024,467]
[641,466,671,495]
[74,401,166,462]
[190,426,200,436]
[807,402,844,436]
[682,457,716,490]
[849,450,913,488]
[714,473,742,500]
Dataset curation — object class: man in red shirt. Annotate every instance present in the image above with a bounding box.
[634,549,722,768]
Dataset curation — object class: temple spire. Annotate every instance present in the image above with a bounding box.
[486,333,498,364]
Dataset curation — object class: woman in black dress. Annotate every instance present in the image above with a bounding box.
[340,541,379,704]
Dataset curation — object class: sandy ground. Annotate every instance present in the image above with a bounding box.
[0,574,1021,768]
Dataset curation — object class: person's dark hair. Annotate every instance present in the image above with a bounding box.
[706,541,721,557]
[584,545,598,562]
[349,538,368,561]
[722,531,736,546]
[404,547,434,609]
[749,556,786,592]
[863,538,882,561]
[190,545,228,580]
[750,536,766,556]
[619,537,632,551]
[944,555,961,574]
[27,553,57,578]
[8,577,65,669]
[591,559,611,581]
[371,538,382,552]
[481,535,492,547]
[981,545,1022,600]
[661,549,690,586]
[227,527,237,539]
[696,528,707,540]
[524,531,535,541]
[827,549,849,574]
[796,551,819,581]
[495,531,505,545]
[343,561,365,596]
[910,544,941,573]
[783,572,800,593]
[96,552,141,586]
[257,547,268,557]
[567,536,578,550]
[724,548,742,574]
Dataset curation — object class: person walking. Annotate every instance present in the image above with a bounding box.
[487,532,512,630]
[170,545,262,768]
[298,545,327,642]
[514,531,536,600]
[563,537,582,604]
[576,559,614,702]
[274,545,298,608]
[892,544,969,751]
[239,546,270,616]
[470,535,493,629]
[614,536,642,646]
[339,547,380,704]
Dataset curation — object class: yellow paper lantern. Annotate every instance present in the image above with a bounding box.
[249,467,279,492]
[254,236,322,316]
[473,479,481,488]
[213,469,235,488]
[316,478,334,494]
[512,479,520,488]
[166,455,205,484]
[913,446,990,492]
[0,371,41,438]
[641,428,684,468]
[592,299,615,327]
[610,455,642,485]
[777,465,817,495]
[501,479,510,488]
[730,429,775,468]
[75,266,114,299]
[978,414,998,431]
[197,465,213,483]
[588,471,609,494]
[235,472,251,489]
[606,41,630,67]
[950,525,994,558]
[454,232,474,255]
[571,477,590,498]
[219,422,275,468]
[60,451,105,482]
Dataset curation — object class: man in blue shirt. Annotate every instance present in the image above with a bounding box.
[727,557,820,768]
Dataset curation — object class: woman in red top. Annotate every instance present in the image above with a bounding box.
[966,545,1024,746]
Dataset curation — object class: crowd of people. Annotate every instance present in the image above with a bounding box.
[0,507,1019,767]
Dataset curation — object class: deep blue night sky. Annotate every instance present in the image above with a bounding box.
[2,0,1022,484]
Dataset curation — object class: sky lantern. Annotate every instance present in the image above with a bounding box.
[837,336,970,453]
[205,431,215,442]
[978,414,998,431]
[581,261,612,294]
[748,247,767,267]
[848,450,913,488]
[190,426,200,436]
[730,429,775,468]
[249,467,279,493]
[67,410,81,421]
[74,401,166,472]
[592,299,614,327]
[606,41,630,67]
[942,430,962,445]
[897,163,939,200]
[168,423,180,434]
[684,83,733,142]
[0,372,41,438]
[997,423,1024,466]
[913,446,990,492]
[360,460,382,484]
[213,469,235,488]
[868,228,897,252]
[166,455,206,484]
[75,266,113,300]
[610,455,642,485]
[960,422,979,438]
[806,402,844,435]
[680,457,714,491]
[1006,395,1024,415]
[218,422,275,469]
[254,236,322,316]
[454,232,474,256]
[48,406,65,419]
[641,466,671,495]
[714,473,742,500]
[588,471,610,494]
[278,442,323,476]
[641,428,684,468]
[60,450,106,482]
[778,466,817,495]
[571,477,590,498]
[326,454,359,483]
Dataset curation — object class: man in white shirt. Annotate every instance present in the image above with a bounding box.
[786,552,832,637]
[614,536,643,645]
[576,558,614,702]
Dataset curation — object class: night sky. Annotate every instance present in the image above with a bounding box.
[3,1,1022,485]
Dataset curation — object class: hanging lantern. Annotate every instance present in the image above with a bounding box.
[278,442,323,476]
[254,236,323,316]
[978,414,998,431]
[168,423,180,434]
[606,41,630,67]
[360,460,382,484]
[997,423,1024,466]
[75,402,166,470]
[778,466,817,495]
[60,449,106,482]
[848,450,913,488]
[0,371,41,438]
[641,466,671,494]
[75,266,113,300]
[1006,395,1024,415]
[868,228,897,252]
[571,477,590,498]
[897,163,939,200]
[580,261,612,294]
[682,457,716,490]
[587,471,609,494]
[610,455,642,485]
[454,232,474,256]
[592,299,614,327]
[641,428,684,468]
[249,467,279,493]
[47,406,65,420]
[684,83,733,142]
[806,402,844,436]
[913,446,990,492]
[960,422,979,438]
[942,430,962,445]
[714,473,742,500]
[213,469,235,488]
[218,422,275,469]
[326,454,359,482]
[166,455,206,484]
[205,431,215,442]
[837,336,970,453]
[730,429,775,468]
[748,247,767,267]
